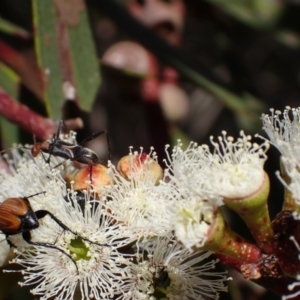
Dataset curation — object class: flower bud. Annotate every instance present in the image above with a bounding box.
[72,164,111,195]
[223,172,273,254]
[117,152,163,185]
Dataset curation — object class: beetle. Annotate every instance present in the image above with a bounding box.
[38,120,111,185]
[0,120,110,171]
[0,192,108,274]
[153,266,169,288]
[41,120,110,165]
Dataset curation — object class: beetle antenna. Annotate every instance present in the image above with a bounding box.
[26,191,46,199]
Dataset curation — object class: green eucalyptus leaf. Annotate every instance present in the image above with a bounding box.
[68,8,101,111]
[32,0,65,118]
[0,63,20,147]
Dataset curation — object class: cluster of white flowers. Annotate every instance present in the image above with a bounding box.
[0,119,272,299]
[0,142,230,300]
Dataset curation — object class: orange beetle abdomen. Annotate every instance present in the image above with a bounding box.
[0,198,29,216]
[0,212,21,233]
[0,197,37,234]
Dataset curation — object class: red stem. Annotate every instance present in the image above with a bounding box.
[0,87,82,140]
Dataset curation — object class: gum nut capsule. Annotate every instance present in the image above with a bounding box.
[73,164,112,194]
[159,84,189,122]
[102,41,150,75]
[117,153,163,185]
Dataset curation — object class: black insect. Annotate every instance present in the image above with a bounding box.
[153,266,169,288]
[66,190,87,213]
[0,192,108,274]
[41,120,110,165]
[0,121,110,181]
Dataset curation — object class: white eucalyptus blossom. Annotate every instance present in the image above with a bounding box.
[174,196,216,250]
[103,150,175,239]
[164,141,222,205]
[208,131,269,199]
[124,236,228,300]
[260,106,300,161]
[165,131,269,201]
[8,197,134,300]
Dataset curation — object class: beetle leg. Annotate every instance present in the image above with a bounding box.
[46,144,55,164]
[55,120,64,140]
[22,230,79,275]
[40,151,49,164]
[35,210,110,248]
[45,120,64,164]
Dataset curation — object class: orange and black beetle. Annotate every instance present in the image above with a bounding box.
[0,192,108,273]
